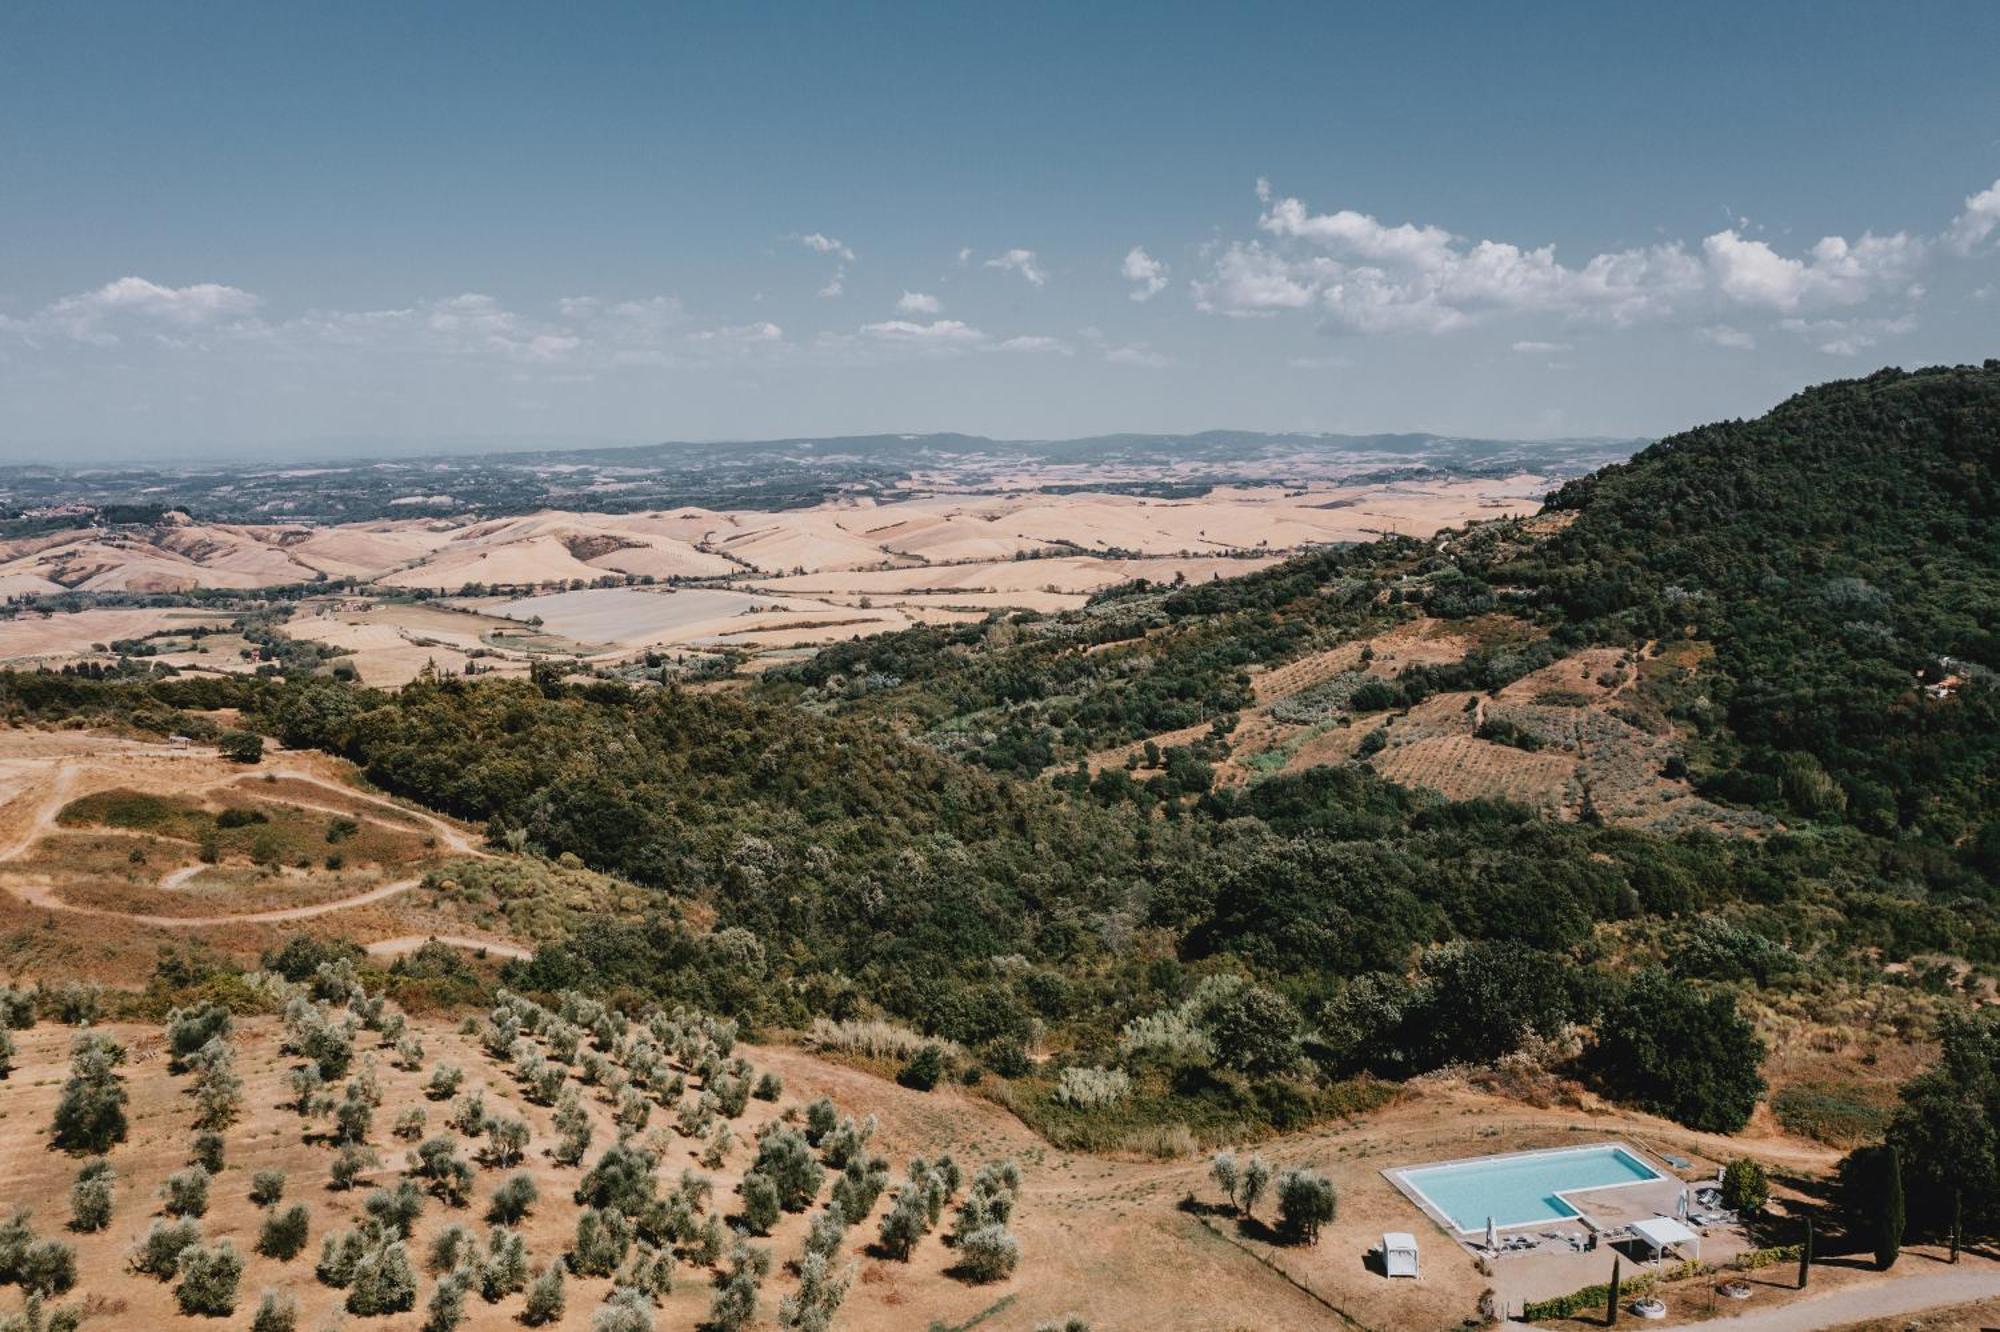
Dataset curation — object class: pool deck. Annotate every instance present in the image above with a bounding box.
[1384,1141,1756,1308]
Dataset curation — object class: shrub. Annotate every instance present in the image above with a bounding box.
[68,1161,114,1233]
[408,1137,473,1206]
[753,1071,783,1101]
[190,1131,225,1174]
[877,1189,929,1260]
[478,1227,529,1301]
[522,1264,566,1326]
[423,1271,469,1332]
[217,730,264,764]
[18,1239,77,1296]
[569,1206,632,1277]
[51,1034,127,1155]
[897,1044,945,1092]
[1276,1169,1337,1244]
[595,1285,656,1332]
[329,1144,379,1191]
[365,1180,425,1239]
[751,1128,825,1212]
[346,1240,418,1316]
[166,1004,233,1069]
[256,1204,311,1262]
[163,1167,211,1218]
[955,1225,1020,1282]
[250,1289,298,1332]
[489,1173,538,1225]
[174,1240,242,1316]
[1720,1158,1770,1213]
[739,1172,781,1235]
[132,1218,203,1278]
[1052,1065,1132,1110]
[249,1169,286,1208]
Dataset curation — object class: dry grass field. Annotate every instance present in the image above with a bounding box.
[0,474,1552,681]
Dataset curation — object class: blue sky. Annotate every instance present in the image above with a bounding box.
[2,1,1997,460]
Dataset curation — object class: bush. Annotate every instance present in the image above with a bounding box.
[217,730,264,764]
[257,1204,311,1261]
[329,1144,378,1192]
[249,1169,286,1208]
[132,1218,203,1278]
[522,1264,566,1326]
[569,1207,632,1277]
[489,1173,538,1225]
[740,1171,781,1235]
[163,1167,211,1218]
[346,1240,418,1316]
[898,1044,945,1092]
[423,1271,470,1332]
[1720,1158,1770,1213]
[174,1240,242,1316]
[954,1225,1020,1282]
[190,1130,225,1175]
[250,1289,298,1332]
[750,1128,825,1212]
[51,1034,127,1155]
[1052,1065,1132,1110]
[1276,1169,1337,1244]
[595,1286,656,1332]
[18,1238,77,1296]
[68,1161,114,1232]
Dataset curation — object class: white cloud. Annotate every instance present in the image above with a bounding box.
[1778,313,1916,357]
[817,275,845,299]
[1511,340,1571,353]
[983,248,1047,287]
[1696,324,1757,350]
[1121,246,1168,301]
[992,335,1070,354]
[858,318,986,344]
[1703,229,1924,311]
[1105,344,1168,368]
[896,291,943,315]
[797,232,855,262]
[692,321,783,343]
[1194,182,1963,337]
[34,276,262,345]
[1947,179,2000,255]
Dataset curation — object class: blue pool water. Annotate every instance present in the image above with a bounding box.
[1400,1145,1662,1232]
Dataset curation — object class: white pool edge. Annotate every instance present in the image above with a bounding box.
[1384,1141,1669,1236]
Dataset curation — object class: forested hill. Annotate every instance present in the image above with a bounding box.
[766,362,1999,850]
[1494,362,2000,840]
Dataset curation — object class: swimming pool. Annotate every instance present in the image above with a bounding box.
[1395,1144,1664,1233]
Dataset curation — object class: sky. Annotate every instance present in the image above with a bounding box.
[1,1,1997,462]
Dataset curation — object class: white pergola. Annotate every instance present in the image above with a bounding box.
[1629,1216,1700,1264]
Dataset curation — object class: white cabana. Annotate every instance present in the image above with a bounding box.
[1382,1232,1419,1278]
[1629,1216,1700,1264]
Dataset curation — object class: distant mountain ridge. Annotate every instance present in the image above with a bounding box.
[0,430,1641,526]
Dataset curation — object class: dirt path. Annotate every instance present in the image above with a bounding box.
[364,933,533,962]
[0,742,490,929]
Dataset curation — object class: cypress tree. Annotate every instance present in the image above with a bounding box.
[1606,1255,1621,1325]
[1798,1217,1812,1289]
[1874,1146,1903,1271]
